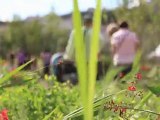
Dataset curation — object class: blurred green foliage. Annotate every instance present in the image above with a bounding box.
[0,0,160,59]
[0,1,160,119]
[0,75,80,120]
[0,56,160,120]
[0,12,69,57]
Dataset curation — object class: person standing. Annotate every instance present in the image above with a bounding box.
[111,21,140,79]
[41,49,52,76]
[63,14,105,80]
[17,49,26,67]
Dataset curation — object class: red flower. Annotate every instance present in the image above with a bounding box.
[135,73,142,80]
[0,109,9,120]
[128,86,136,91]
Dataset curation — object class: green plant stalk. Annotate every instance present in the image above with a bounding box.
[42,108,57,120]
[118,106,160,120]
[132,50,142,69]
[87,0,102,120]
[128,91,153,118]
[134,91,152,109]
[73,0,88,119]
[128,107,160,115]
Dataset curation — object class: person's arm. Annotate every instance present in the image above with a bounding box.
[110,35,118,57]
[111,44,116,56]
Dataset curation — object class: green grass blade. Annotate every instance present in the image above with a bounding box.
[132,50,142,69]
[87,0,102,119]
[63,90,126,119]
[104,67,123,83]
[42,107,63,120]
[134,91,152,109]
[128,91,153,118]
[0,60,33,86]
[42,108,57,120]
[73,0,88,119]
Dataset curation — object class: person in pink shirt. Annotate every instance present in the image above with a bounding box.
[111,21,139,79]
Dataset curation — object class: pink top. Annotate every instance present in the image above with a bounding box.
[111,29,139,66]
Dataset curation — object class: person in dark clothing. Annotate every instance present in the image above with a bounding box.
[17,49,26,67]
[64,14,105,81]
[24,52,31,70]
[41,49,52,76]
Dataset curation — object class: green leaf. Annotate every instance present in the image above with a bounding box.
[73,0,88,119]
[0,60,34,86]
[147,86,160,96]
[87,0,102,120]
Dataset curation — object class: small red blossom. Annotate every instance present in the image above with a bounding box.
[135,73,142,80]
[104,100,128,118]
[121,107,127,113]
[128,86,136,91]
[0,109,9,120]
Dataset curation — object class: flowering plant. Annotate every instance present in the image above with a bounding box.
[0,109,8,120]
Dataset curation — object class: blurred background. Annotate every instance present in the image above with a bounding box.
[0,0,159,60]
[0,1,160,119]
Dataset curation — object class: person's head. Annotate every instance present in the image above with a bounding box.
[83,14,93,28]
[106,23,119,37]
[119,21,129,29]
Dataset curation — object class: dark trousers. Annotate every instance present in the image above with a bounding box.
[114,64,132,80]
[55,61,77,84]
[43,63,50,75]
